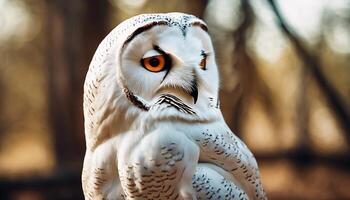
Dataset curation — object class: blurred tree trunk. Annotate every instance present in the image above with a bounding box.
[293,64,312,163]
[46,0,111,167]
[267,0,350,144]
[230,0,276,134]
[191,0,208,19]
[230,0,255,133]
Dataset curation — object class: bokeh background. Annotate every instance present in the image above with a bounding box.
[0,0,350,199]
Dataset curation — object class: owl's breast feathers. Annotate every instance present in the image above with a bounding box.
[117,128,200,200]
[116,119,267,200]
[119,143,184,199]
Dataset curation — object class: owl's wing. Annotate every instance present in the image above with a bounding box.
[82,138,125,200]
[193,163,249,200]
[83,28,121,150]
[193,125,267,200]
[82,28,125,199]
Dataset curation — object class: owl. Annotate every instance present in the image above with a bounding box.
[82,13,267,200]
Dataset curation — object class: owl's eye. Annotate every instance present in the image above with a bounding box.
[199,51,207,70]
[141,55,166,72]
[199,58,206,70]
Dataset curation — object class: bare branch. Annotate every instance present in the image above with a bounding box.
[267,0,350,140]
[230,0,277,133]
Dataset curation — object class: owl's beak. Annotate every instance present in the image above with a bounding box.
[188,77,198,104]
[158,51,199,104]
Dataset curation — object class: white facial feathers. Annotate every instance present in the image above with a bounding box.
[120,25,219,111]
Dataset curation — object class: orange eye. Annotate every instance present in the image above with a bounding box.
[142,55,166,72]
[199,58,206,70]
[199,51,207,70]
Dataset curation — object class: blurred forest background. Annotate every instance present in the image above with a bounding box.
[0,0,350,199]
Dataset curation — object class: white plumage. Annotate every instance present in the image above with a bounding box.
[82,13,267,200]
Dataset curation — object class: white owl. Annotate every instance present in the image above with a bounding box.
[82,13,267,200]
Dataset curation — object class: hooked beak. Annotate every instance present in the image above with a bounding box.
[158,51,199,104]
[188,75,198,104]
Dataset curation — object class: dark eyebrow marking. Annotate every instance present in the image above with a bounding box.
[201,50,208,58]
[154,45,167,55]
[154,45,172,83]
[191,21,208,32]
[122,21,168,49]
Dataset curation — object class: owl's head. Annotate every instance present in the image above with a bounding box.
[87,13,221,126]
[119,13,220,119]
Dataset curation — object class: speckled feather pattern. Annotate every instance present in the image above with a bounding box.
[82,13,267,200]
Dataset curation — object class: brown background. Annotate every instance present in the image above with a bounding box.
[0,0,350,199]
